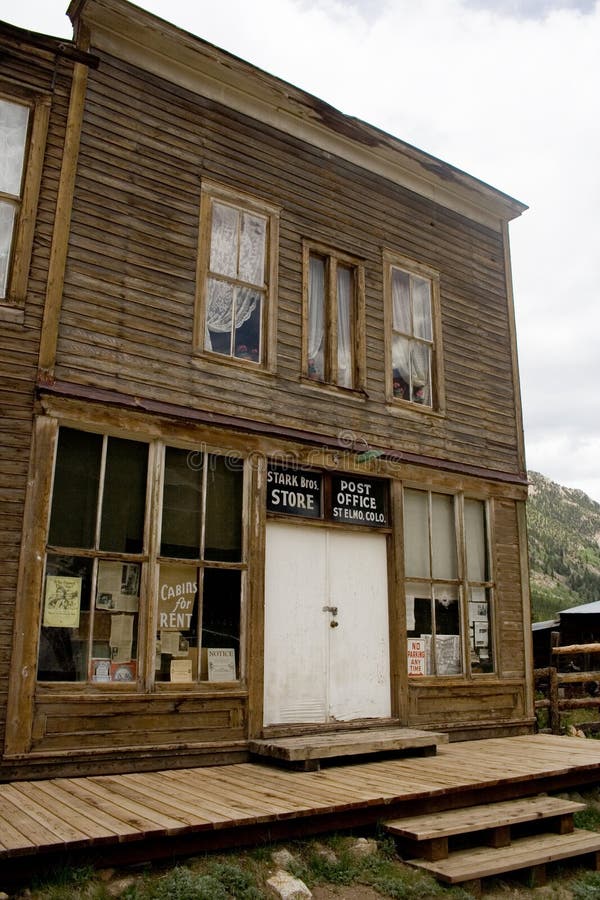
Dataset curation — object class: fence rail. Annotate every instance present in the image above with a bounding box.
[534,642,600,735]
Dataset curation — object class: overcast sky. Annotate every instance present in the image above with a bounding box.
[6,0,600,501]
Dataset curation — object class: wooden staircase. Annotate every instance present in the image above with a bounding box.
[383,795,600,896]
[249,726,448,770]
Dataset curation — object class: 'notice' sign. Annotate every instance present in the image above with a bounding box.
[267,465,322,518]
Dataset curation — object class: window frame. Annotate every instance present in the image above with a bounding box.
[194,180,280,371]
[302,240,366,393]
[0,86,51,324]
[37,425,249,692]
[383,250,445,413]
[403,488,495,678]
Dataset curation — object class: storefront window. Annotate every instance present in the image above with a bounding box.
[404,489,494,677]
[38,428,245,687]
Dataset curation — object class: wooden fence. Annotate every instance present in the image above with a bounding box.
[534,642,600,735]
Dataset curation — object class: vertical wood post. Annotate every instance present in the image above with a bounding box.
[549,667,560,735]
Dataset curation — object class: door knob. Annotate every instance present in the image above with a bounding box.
[322,606,338,616]
[330,620,339,628]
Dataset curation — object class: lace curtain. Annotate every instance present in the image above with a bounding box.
[205,202,265,351]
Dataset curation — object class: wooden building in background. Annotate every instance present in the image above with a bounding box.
[0,0,532,780]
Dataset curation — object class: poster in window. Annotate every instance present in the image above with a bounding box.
[96,561,139,612]
[90,658,111,683]
[158,565,197,630]
[109,613,134,663]
[407,638,427,676]
[43,575,82,628]
[170,658,193,682]
[110,661,137,682]
[207,648,236,681]
[435,634,461,676]
[474,621,489,648]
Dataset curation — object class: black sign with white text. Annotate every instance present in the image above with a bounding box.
[331,475,387,526]
[267,466,322,518]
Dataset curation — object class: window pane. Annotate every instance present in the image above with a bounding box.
[431,493,457,579]
[411,343,431,405]
[161,447,203,558]
[38,555,92,681]
[239,212,266,285]
[201,569,241,681]
[391,268,411,333]
[0,201,17,298]
[234,289,261,362]
[465,499,488,581]
[206,278,234,355]
[406,582,432,675]
[337,265,354,388]
[412,276,432,340]
[308,255,326,380]
[205,455,243,561]
[156,564,199,682]
[392,334,411,399]
[469,587,493,673]
[209,202,238,277]
[100,437,147,553]
[434,585,462,675]
[93,560,140,683]
[0,99,29,195]
[48,428,102,549]
[403,489,430,578]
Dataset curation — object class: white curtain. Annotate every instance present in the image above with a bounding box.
[336,266,353,387]
[307,255,325,378]
[391,268,431,401]
[0,99,29,195]
[206,203,265,351]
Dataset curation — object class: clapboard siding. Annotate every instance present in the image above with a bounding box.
[52,50,521,478]
[408,681,526,730]
[0,43,75,751]
[494,499,527,678]
[31,695,246,754]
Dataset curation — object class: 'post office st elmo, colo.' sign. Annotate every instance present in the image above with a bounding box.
[267,465,387,527]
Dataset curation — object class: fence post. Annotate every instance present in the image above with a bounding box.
[549,667,560,734]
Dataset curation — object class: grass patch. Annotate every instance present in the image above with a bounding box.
[571,870,600,899]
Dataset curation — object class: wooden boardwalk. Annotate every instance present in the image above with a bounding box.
[1,734,600,879]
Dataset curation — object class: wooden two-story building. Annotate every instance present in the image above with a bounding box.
[0,0,532,780]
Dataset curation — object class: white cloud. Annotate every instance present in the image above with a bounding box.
[6,0,600,500]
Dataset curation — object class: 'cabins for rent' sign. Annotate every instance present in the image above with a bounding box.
[267,465,388,526]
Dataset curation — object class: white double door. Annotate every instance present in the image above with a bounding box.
[263,522,391,726]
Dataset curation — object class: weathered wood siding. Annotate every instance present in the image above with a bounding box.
[31,694,246,753]
[0,41,74,752]
[55,51,521,478]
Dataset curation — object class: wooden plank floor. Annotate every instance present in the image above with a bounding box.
[1,734,599,871]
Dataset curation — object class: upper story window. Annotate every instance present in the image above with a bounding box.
[0,98,29,299]
[0,90,50,322]
[195,181,279,368]
[384,252,443,410]
[303,242,365,391]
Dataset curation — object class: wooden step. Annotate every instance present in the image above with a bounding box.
[384,795,585,860]
[249,727,448,770]
[407,828,600,890]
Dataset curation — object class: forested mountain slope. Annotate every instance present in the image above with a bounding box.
[527,471,600,622]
